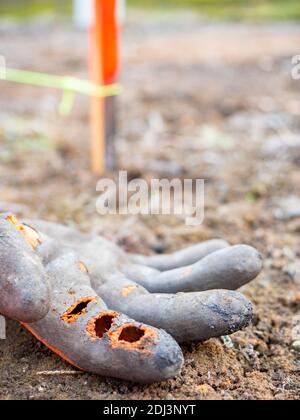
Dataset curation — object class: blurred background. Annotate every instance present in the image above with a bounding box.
[0,0,300,401]
[0,0,300,20]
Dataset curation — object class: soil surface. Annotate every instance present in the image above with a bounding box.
[0,11,300,400]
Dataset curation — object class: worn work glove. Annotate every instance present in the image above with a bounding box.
[0,214,263,383]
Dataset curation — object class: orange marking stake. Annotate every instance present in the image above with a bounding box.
[90,0,105,174]
[90,0,119,174]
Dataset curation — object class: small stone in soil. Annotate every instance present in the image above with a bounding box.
[274,196,300,220]
[284,263,300,284]
[291,341,300,352]
[221,336,234,349]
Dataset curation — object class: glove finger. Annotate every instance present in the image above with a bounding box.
[130,240,229,271]
[0,214,50,323]
[23,253,183,383]
[124,245,263,294]
[96,273,253,344]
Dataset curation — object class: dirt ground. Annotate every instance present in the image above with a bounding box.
[0,11,300,400]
